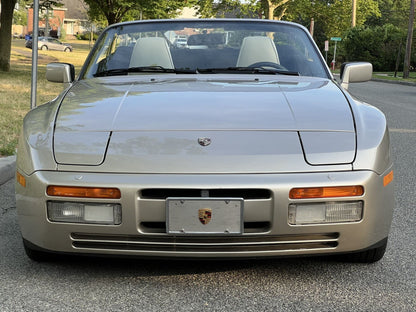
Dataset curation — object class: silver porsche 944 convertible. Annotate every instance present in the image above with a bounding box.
[16,19,394,262]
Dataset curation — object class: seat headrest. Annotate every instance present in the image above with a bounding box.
[236,36,280,67]
[129,37,174,69]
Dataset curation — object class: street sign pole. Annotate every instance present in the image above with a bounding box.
[324,40,329,64]
[330,37,342,71]
[30,0,39,109]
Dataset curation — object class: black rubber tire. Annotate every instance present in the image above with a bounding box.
[336,238,388,263]
[23,239,52,262]
[40,45,48,51]
[64,47,71,52]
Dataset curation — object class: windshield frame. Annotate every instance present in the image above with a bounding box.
[78,19,332,80]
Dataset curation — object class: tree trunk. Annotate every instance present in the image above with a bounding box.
[403,0,415,79]
[266,0,289,20]
[0,0,17,71]
[267,1,277,20]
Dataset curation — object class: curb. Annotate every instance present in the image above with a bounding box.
[0,156,16,186]
[371,78,416,87]
[333,73,416,87]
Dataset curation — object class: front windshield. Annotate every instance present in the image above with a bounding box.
[80,20,329,79]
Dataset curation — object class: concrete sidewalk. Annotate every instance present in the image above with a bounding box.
[0,156,16,186]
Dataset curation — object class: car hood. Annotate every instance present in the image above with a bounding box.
[54,75,355,173]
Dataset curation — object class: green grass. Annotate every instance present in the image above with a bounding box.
[331,69,416,83]
[0,39,90,156]
[373,71,416,83]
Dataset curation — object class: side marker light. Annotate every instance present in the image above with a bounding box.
[16,171,26,187]
[383,170,394,187]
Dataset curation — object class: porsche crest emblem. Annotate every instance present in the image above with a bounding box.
[198,137,211,146]
[198,208,212,225]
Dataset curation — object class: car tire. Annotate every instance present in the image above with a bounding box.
[335,238,388,263]
[41,45,48,51]
[64,47,71,52]
[23,239,51,262]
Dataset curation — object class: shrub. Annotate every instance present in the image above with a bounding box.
[343,24,407,71]
[60,27,66,40]
[76,32,99,41]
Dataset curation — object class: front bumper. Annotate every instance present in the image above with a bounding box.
[16,169,394,259]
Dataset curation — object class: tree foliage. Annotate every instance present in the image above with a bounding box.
[343,24,410,71]
[195,0,289,19]
[196,0,259,18]
[38,0,64,10]
[84,0,192,26]
[285,0,380,38]
[13,0,29,26]
[366,0,411,28]
[0,0,63,71]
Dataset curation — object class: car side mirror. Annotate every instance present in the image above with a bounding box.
[340,62,372,90]
[46,62,75,84]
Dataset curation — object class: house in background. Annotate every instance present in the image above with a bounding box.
[22,1,199,39]
[26,0,89,38]
[27,6,66,36]
[61,0,89,37]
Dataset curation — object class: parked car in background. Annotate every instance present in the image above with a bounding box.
[13,33,25,39]
[25,36,72,52]
[16,19,393,263]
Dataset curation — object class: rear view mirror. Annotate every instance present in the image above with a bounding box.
[46,62,75,84]
[340,62,372,90]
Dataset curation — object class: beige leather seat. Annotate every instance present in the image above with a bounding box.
[129,37,174,69]
[236,36,280,67]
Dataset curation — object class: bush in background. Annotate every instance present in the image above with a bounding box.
[76,32,99,41]
[342,24,414,71]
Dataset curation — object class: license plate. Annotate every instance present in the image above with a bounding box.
[166,198,243,235]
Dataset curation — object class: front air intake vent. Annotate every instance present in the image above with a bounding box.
[140,188,271,200]
[71,232,339,254]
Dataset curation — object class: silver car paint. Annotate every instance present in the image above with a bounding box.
[16,19,393,259]
[52,75,356,171]
[16,168,393,258]
[16,73,393,258]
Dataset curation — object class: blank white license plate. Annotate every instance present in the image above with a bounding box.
[166,198,243,235]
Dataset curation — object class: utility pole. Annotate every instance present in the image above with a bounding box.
[352,0,357,27]
[31,0,39,109]
[403,0,415,79]
[45,8,50,36]
[310,18,314,37]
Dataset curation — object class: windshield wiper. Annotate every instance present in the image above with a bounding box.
[197,67,299,76]
[94,66,299,77]
[94,66,196,77]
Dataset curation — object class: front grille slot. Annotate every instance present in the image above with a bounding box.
[71,232,339,253]
[140,188,271,200]
[73,241,338,252]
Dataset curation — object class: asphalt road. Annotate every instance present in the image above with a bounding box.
[0,80,415,312]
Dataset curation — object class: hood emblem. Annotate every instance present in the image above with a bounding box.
[198,208,212,225]
[198,137,211,146]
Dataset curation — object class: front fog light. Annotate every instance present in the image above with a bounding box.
[47,202,122,225]
[288,201,363,225]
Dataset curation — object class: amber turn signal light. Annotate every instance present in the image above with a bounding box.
[289,186,364,199]
[47,186,121,199]
[16,171,26,187]
[383,170,394,187]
